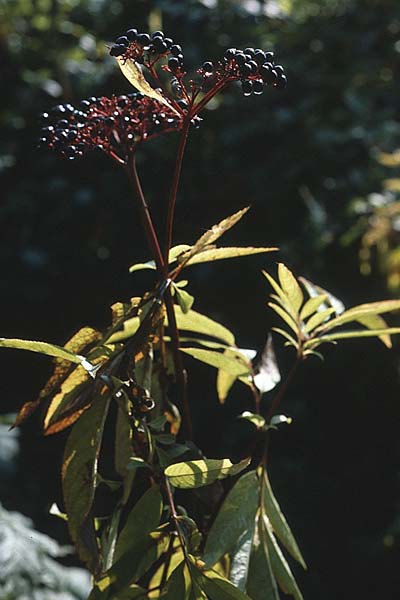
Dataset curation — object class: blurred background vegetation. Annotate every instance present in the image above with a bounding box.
[1,0,400,598]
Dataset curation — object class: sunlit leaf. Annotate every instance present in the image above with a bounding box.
[129,260,157,273]
[263,471,306,569]
[217,363,237,404]
[0,337,81,363]
[174,286,195,314]
[270,414,292,427]
[263,517,304,600]
[268,303,299,336]
[116,56,178,112]
[299,277,345,315]
[271,328,299,349]
[189,557,252,600]
[162,561,190,600]
[44,365,90,431]
[319,327,400,343]
[62,386,112,572]
[278,263,303,313]
[299,295,327,320]
[182,246,277,267]
[253,335,281,394]
[316,299,400,333]
[239,412,266,430]
[303,307,336,334]
[355,314,391,348]
[263,270,297,318]
[203,471,259,567]
[173,306,235,346]
[165,458,249,489]
[180,347,251,378]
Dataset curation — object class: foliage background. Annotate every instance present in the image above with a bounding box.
[1,0,400,598]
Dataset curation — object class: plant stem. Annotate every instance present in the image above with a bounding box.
[265,358,300,425]
[164,119,191,263]
[164,476,189,561]
[125,153,165,276]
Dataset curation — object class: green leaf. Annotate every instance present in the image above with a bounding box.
[203,471,259,567]
[262,471,306,569]
[253,335,281,394]
[181,347,251,378]
[271,328,299,349]
[163,561,191,600]
[173,306,235,346]
[62,387,112,572]
[239,412,266,430]
[278,263,304,313]
[165,458,250,489]
[263,270,297,318]
[299,277,345,315]
[299,294,327,320]
[0,337,81,363]
[128,260,157,273]
[316,299,400,334]
[177,207,250,269]
[116,56,178,112]
[230,525,255,591]
[263,517,304,600]
[319,327,400,343]
[189,558,252,600]
[174,286,195,314]
[355,314,392,348]
[113,585,148,599]
[183,246,277,266]
[216,363,237,404]
[303,307,336,334]
[268,303,300,336]
[246,521,279,600]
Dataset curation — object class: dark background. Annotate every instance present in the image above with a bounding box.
[1,0,400,598]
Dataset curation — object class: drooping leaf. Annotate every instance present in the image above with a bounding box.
[116,56,178,112]
[203,471,259,567]
[174,286,195,314]
[44,365,90,431]
[353,313,391,348]
[299,295,327,320]
[229,525,255,591]
[263,517,304,600]
[173,306,236,346]
[246,521,279,600]
[217,362,237,404]
[0,338,82,363]
[165,458,250,489]
[299,277,345,315]
[162,560,190,600]
[238,412,266,430]
[278,263,304,313]
[189,557,252,600]
[303,307,336,334]
[62,386,112,573]
[182,246,277,266]
[253,335,281,394]
[128,260,157,274]
[180,347,251,378]
[263,471,306,569]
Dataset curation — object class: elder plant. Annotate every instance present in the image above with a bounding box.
[3,27,400,600]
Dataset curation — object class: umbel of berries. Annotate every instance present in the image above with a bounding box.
[40,27,287,164]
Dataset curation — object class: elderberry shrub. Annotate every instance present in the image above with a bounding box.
[40,28,287,162]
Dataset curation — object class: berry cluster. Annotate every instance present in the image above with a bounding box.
[110,28,185,75]
[199,47,287,96]
[39,94,184,161]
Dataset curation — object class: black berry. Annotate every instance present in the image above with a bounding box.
[202,62,214,73]
[126,28,138,41]
[170,44,182,56]
[253,80,264,94]
[137,33,151,46]
[116,36,129,46]
[110,44,126,57]
[241,80,253,96]
[168,57,180,71]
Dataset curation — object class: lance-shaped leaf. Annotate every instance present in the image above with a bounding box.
[315,299,400,334]
[303,307,336,334]
[246,520,279,600]
[217,361,237,403]
[299,294,327,320]
[278,263,304,313]
[318,327,400,344]
[268,302,300,336]
[129,245,191,273]
[62,386,112,572]
[299,277,345,315]
[262,516,304,600]
[180,347,251,378]
[253,335,281,394]
[203,471,259,567]
[355,314,391,347]
[116,56,179,112]
[182,246,277,266]
[177,207,250,269]
[263,471,306,569]
[162,561,191,600]
[0,337,81,363]
[173,306,235,346]
[189,557,252,600]
[174,285,195,314]
[165,458,249,489]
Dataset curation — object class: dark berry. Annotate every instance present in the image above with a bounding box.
[136,55,144,64]
[260,63,273,82]
[110,44,126,57]
[235,53,246,65]
[177,99,189,109]
[240,63,252,77]
[253,80,264,94]
[41,112,49,120]
[248,60,259,74]
[275,74,287,89]
[168,57,180,71]
[176,53,184,64]
[153,37,168,53]
[51,105,66,114]
[274,65,285,76]
[202,61,214,73]
[80,100,91,107]
[244,47,255,57]
[67,130,78,141]
[38,137,48,146]
[264,51,275,63]
[126,28,138,41]
[170,44,182,56]
[116,35,129,46]
[105,117,115,126]
[241,80,253,96]
[254,50,266,64]
[64,104,74,113]
[152,30,164,39]
[225,48,237,59]
[137,33,151,46]
[164,38,173,48]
